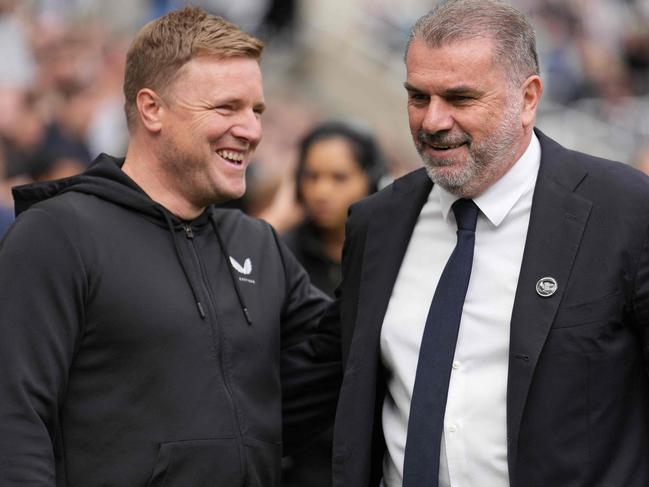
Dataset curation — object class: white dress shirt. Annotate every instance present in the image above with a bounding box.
[380,134,541,487]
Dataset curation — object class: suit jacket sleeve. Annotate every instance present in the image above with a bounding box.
[631,216,649,369]
[281,199,372,454]
[274,229,342,454]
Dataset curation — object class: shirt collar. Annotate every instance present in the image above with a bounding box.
[435,132,541,227]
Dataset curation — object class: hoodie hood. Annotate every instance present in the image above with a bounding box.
[12,153,170,223]
[12,153,252,323]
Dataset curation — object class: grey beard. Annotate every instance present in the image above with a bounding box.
[417,103,521,196]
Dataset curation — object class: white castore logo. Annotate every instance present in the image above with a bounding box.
[229,256,253,275]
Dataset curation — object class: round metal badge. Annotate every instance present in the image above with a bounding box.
[536,277,558,297]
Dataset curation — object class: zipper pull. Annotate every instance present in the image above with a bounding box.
[183,224,194,239]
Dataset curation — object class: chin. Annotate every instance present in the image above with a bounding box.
[314,217,344,231]
[217,181,247,201]
[426,164,467,183]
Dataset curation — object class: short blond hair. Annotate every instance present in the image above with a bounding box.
[123,6,264,129]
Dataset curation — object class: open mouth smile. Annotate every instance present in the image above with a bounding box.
[216,149,245,166]
[427,142,467,151]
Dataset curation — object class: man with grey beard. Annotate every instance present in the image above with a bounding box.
[325,0,649,486]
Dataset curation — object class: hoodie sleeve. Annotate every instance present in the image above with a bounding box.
[273,230,342,454]
[0,206,86,485]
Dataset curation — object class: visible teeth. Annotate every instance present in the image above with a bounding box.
[217,150,244,162]
[432,143,463,150]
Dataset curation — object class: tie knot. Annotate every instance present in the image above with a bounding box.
[452,199,479,231]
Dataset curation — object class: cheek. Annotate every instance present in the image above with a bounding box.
[299,180,317,202]
[338,177,371,206]
[192,114,228,140]
[407,107,423,134]
[470,101,509,130]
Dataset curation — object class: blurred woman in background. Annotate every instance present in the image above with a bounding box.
[281,120,386,486]
[284,120,386,296]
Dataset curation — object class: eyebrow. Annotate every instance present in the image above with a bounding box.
[213,95,267,113]
[403,82,484,98]
[443,85,483,97]
[403,82,422,93]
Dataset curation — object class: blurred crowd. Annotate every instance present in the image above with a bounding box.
[529,0,649,105]
[0,0,647,484]
[364,0,649,106]
[0,0,129,234]
[1,0,648,238]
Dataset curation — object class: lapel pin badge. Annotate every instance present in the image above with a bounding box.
[536,277,558,297]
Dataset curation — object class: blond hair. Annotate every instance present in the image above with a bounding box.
[123,6,264,129]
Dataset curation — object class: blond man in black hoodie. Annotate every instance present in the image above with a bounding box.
[0,7,339,486]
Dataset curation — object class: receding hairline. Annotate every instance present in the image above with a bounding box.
[404,0,540,84]
[405,31,497,58]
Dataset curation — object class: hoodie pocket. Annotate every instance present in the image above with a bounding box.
[146,438,243,487]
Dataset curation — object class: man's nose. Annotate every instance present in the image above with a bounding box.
[421,98,454,134]
[231,109,262,144]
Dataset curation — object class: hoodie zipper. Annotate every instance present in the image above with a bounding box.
[183,224,194,239]
[182,223,248,484]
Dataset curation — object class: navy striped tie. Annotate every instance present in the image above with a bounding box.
[402,198,479,487]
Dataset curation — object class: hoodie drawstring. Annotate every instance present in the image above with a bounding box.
[210,212,253,326]
[159,208,207,320]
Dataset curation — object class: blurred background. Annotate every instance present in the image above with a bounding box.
[0,0,648,234]
[0,0,646,482]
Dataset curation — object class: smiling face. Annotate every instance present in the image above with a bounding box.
[405,37,532,198]
[156,55,265,209]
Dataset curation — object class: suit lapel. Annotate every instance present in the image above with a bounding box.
[349,168,433,373]
[506,131,592,477]
[337,168,432,486]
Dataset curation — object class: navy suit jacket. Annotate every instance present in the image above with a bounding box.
[329,130,649,487]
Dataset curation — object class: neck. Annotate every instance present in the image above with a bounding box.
[512,128,534,166]
[318,224,345,263]
[122,140,204,220]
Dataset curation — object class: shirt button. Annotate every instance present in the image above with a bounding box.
[448,423,457,433]
[452,361,461,369]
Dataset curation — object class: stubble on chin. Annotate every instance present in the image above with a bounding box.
[419,148,481,197]
[416,102,522,198]
[415,129,479,196]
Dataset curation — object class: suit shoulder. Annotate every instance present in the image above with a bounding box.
[350,167,428,215]
[574,151,649,197]
[538,131,649,200]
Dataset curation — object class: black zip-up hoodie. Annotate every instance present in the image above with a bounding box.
[0,154,340,486]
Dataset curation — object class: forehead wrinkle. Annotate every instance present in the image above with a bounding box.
[408,37,496,70]
[407,42,508,95]
[170,65,263,108]
[443,85,485,96]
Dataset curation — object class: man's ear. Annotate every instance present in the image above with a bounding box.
[135,88,164,134]
[521,75,542,128]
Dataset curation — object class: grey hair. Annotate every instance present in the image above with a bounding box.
[405,0,539,86]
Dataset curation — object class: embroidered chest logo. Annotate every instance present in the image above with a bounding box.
[229,256,255,284]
